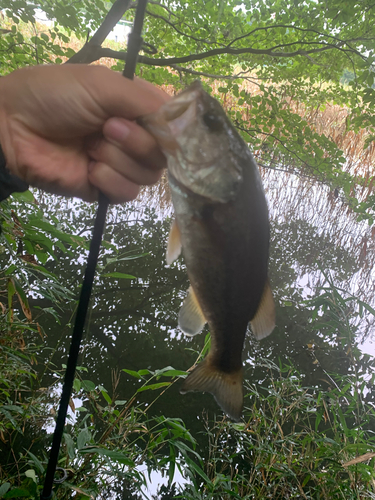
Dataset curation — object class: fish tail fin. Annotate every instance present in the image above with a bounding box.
[180,359,243,421]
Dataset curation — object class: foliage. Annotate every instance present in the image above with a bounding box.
[0,323,195,499]
[1,281,375,499]
[179,283,375,499]
[1,0,375,217]
[0,193,194,499]
[179,362,375,500]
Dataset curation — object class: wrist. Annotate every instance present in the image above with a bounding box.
[0,151,29,202]
[0,75,12,171]
[0,77,29,200]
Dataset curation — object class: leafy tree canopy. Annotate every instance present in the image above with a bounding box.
[1,0,375,219]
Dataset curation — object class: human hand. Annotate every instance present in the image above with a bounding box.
[0,64,169,203]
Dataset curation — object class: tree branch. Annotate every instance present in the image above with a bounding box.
[68,0,132,64]
[147,0,178,19]
[236,123,339,184]
[139,40,364,64]
[85,37,367,67]
[170,64,261,82]
[145,9,215,44]
[225,23,369,49]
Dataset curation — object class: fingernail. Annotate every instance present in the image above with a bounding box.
[105,119,131,144]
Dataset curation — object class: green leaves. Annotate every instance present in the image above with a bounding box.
[123,366,187,380]
[137,382,170,392]
[123,365,187,395]
[77,427,92,450]
[2,0,375,215]
[81,447,135,466]
[2,487,31,498]
[101,272,136,279]
[0,483,11,497]
[81,380,96,392]
[122,368,143,379]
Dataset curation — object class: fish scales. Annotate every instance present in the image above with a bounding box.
[139,81,275,420]
[170,166,268,370]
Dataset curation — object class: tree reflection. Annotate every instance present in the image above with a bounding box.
[28,184,375,447]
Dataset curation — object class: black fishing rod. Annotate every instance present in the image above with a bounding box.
[40,1,148,498]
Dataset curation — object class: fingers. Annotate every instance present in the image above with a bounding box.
[89,143,162,187]
[88,162,141,204]
[87,117,165,194]
[86,117,165,203]
[103,118,167,171]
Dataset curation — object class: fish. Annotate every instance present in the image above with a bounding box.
[139,81,275,421]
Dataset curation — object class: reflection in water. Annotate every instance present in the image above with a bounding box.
[33,168,375,452]
[2,166,373,497]
[264,168,375,306]
[142,168,375,310]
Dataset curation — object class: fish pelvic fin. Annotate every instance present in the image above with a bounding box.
[180,359,243,421]
[250,279,276,340]
[178,286,206,336]
[166,218,182,265]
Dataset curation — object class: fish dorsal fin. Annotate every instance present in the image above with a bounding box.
[178,286,206,337]
[166,219,182,265]
[180,358,243,421]
[250,279,276,340]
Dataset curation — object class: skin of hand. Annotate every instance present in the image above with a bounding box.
[0,64,170,203]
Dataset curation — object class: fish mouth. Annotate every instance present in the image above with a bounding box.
[160,83,202,143]
[163,82,202,123]
[138,82,202,156]
[139,81,243,202]
[167,98,197,139]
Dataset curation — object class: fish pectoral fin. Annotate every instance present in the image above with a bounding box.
[180,359,243,421]
[178,286,206,336]
[250,279,276,340]
[166,218,182,265]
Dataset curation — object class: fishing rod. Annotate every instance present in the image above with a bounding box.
[40,1,148,498]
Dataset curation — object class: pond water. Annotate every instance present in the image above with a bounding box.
[7,168,372,498]
[33,169,375,446]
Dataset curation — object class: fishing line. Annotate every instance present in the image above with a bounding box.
[40,1,148,498]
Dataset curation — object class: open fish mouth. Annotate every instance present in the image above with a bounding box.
[139,81,243,202]
[138,83,202,156]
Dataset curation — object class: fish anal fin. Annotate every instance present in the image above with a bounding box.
[180,359,243,421]
[178,286,206,336]
[166,219,182,265]
[250,279,275,340]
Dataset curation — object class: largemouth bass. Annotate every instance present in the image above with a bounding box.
[140,81,275,420]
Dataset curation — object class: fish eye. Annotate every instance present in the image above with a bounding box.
[202,112,223,132]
